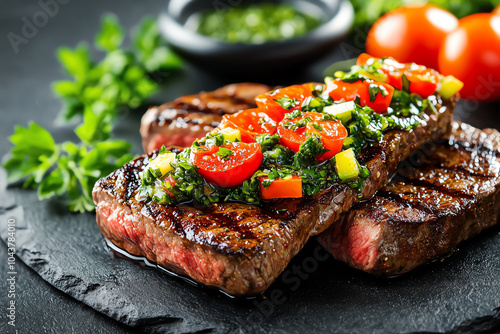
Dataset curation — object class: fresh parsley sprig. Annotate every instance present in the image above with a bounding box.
[53,15,182,121]
[4,120,133,212]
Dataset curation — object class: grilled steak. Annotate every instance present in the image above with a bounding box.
[93,95,454,296]
[318,121,500,276]
[140,83,272,153]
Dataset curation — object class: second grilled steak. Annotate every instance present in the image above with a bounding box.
[93,96,455,296]
[140,83,272,153]
[318,121,500,276]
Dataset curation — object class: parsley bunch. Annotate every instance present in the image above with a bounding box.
[4,121,133,212]
[3,15,183,212]
[54,15,182,120]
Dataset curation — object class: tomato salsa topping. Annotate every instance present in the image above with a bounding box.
[219,108,277,143]
[191,142,263,188]
[277,111,347,160]
[136,54,463,205]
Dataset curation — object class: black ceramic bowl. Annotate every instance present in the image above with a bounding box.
[158,0,354,76]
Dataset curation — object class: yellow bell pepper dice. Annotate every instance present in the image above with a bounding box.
[148,152,176,176]
[438,75,464,99]
[335,148,359,182]
[219,128,241,142]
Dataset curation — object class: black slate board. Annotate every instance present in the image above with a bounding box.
[1,167,500,333]
[2,1,500,333]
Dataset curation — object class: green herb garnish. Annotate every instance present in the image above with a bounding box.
[293,135,327,168]
[368,84,389,102]
[53,15,182,121]
[285,109,303,119]
[3,15,182,212]
[256,133,281,151]
[401,74,411,93]
[276,97,301,110]
[204,132,225,147]
[284,116,313,131]
[214,147,234,161]
[4,120,133,213]
[312,123,323,131]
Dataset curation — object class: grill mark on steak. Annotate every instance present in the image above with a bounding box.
[357,143,385,165]
[95,93,454,296]
[396,177,476,200]
[140,83,272,153]
[375,188,446,218]
[318,121,500,276]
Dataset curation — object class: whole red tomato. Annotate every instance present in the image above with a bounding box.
[438,13,500,101]
[366,4,458,70]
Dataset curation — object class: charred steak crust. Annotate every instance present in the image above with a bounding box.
[140,83,272,153]
[94,97,455,296]
[318,121,500,276]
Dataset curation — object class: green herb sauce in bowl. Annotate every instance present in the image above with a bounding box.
[158,0,354,77]
[196,3,322,44]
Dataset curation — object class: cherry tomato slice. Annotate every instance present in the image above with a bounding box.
[325,79,394,114]
[356,53,375,67]
[164,175,177,197]
[305,118,347,160]
[277,112,347,160]
[279,125,306,152]
[255,84,314,122]
[220,108,277,143]
[356,54,439,98]
[191,142,263,188]
[405,69,440,98]
[191,144,219,156]
[260,175,303,200]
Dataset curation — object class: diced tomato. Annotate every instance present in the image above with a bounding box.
[260,175,303,200]
[356,53,374,67]
[405,69,440,98]
[305,118,347,160]
[325,80,394,114]
[219,108,276,143]
[357,53,406,72]
[255,84,314,122]
[190,142,262,188]
[277,112,347,160]
[278,121,307,153]
[164,175,177,197]
[356,53,440,98]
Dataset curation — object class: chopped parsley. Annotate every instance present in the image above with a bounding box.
[285,109,303,119]
[368,83,389,102]
[214,147,234,161]
[294,135,327,168]
[332,64,387,83]
[275,97,300,110]
[312,123,323,132]
[402,74,411,93]
[283,116,313,131]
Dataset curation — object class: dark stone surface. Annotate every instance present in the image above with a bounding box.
[1,177,500,334]
[1,1,500,333]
